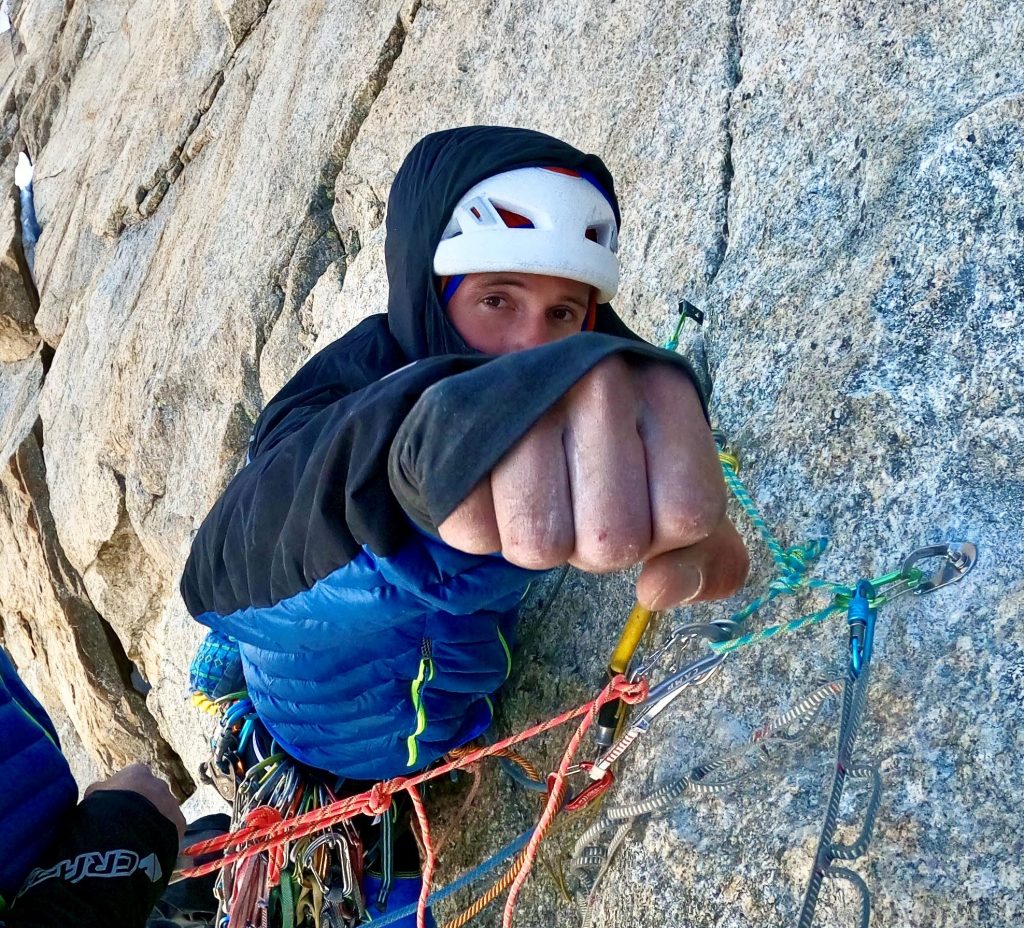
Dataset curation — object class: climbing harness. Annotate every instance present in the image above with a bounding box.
[184,694,386,928]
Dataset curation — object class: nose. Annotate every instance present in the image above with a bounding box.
[507,311,559,352]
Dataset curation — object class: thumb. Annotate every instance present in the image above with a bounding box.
[635,518,749,610]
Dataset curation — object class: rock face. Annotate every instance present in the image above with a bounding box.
[0,0,1020,925]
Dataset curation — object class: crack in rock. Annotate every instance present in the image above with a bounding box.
[0,421,193,796]
[9,3,94,154]
[707,0,743,286]
[1,181,42,361]
[254,0,421,400]
[324,0,423,182]
[115,1,274,232]
[214,0,273,48]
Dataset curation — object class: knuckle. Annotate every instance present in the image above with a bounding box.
[502,539,570,570]
[572,526,647,573]
[571,356,633,406]
[640,361,700,399]
[661,489,727,546]
[500,517,573,570]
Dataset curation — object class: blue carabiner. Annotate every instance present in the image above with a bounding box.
[847,579,877,678]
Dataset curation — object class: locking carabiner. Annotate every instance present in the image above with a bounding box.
[847,580,877,679]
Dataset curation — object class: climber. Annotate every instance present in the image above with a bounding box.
[181,125,749,918]
[0,645,185,928]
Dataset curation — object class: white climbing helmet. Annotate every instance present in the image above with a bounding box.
[433,166,620,302]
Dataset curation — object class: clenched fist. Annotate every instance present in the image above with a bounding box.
[439,357,749,609]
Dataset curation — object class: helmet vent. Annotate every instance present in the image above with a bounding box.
[494,206,534,229]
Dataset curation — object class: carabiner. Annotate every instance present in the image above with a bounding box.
[847,580,877,678]
[712,429,741,473]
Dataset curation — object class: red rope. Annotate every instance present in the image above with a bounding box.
[501,676,610,927]
[181,676,645,876]
[179,673,648,925]
[407,784,434,928]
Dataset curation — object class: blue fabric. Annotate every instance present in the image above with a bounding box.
[194,529,536,779]
[440,274,465,305]
[18,184,41,246]
[363,872,437,928]
[0,649,78,906]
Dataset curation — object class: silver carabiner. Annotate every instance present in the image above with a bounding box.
[301,833,354,896]
[589,652,725,780]
[630,620,738,681]
[902,541,978,595]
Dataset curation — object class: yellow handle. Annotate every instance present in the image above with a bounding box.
[608,603,654,675]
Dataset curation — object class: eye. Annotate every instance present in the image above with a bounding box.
[481,295,507,309]
[550,306,579,322]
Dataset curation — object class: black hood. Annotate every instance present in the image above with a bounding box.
[385,125,641,360]
[249,127,642,457]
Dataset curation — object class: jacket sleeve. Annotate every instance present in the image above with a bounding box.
[181,332,702,632]
[389,332,705,533]
[3,791,178,928]
[181,353,488,627]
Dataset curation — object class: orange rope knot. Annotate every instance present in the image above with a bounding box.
[243,806,285,884]
[244,806,282,829]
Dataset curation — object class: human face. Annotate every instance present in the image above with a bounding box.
[445,272,592,355]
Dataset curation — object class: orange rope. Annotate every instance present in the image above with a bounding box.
[492,747,543,783]
[181,676,645,875]
[446,744,542,785]
[407,784,434,928]
[441,853,525,928]
[500,676,614,927]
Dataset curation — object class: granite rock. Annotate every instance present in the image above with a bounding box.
[0,0,1020,924]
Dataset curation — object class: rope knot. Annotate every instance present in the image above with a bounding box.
[243,806,282,830]
[612,675,649,705]
[366,781,396,816]
[770,540,828,594]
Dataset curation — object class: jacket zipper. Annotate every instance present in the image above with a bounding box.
[406,639,435,767]
[496,627,512,680]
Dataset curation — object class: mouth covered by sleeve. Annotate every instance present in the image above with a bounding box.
[389,333,706,535]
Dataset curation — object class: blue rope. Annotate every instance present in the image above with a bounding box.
[360,828,534,928]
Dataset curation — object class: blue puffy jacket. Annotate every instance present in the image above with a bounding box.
[0,648,77,907]
[181,127,700,780]
[191,531,533,777]
[1,650,179,927]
